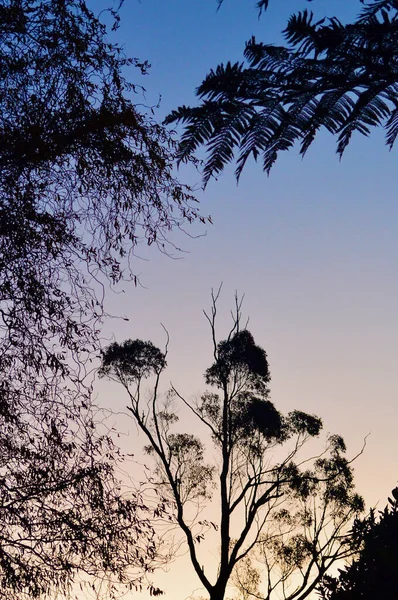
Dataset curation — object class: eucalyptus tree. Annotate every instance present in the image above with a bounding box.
[1,0,205,385]
[100,292,364,600]
[0,0,199,596]
[167,0,398,184]
[0,378,167,600]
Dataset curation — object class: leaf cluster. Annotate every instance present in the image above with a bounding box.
[100,339,167,382]
[205,329,271,393]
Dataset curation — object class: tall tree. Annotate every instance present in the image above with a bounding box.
[318,487,398,600]
[167,0,398,184]
[100,291,364,600]
[0,0,194,596]
[1,0,206,383]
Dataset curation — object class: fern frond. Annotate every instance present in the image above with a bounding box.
[384,88,398,146]
[202,101,256,185]
[337,86,391,154]
[197,62,246,101]
[358,0,398,22]
[217,0,269,16]
[235,100,284,179]
[167,0,398,182]
[244,40,294,80]
[260,102,306,173]
[256,0,270,15]
[165,102,226,166]
[284,11,324,54]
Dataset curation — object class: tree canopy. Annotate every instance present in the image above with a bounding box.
[0,382,167,600]
[0,0,192,596]
[167,0,398,184]
[100,292,364,600]
[318,487,398,600]
[1,0,206,384]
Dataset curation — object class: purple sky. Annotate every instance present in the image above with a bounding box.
[94,1,398,598]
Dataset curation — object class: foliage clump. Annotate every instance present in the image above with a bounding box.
[0,1,193,597]
[319,487,398,600]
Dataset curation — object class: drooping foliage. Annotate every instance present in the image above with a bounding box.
[101,293,364,600]
[167,0,398,183]
[0,378,167,600]
[1,0,205,382]
[318,487,398,600]
[0,1,189,596]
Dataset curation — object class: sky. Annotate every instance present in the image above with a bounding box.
[92,1,398,599]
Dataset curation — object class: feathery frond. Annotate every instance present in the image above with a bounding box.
[167,0,398,184]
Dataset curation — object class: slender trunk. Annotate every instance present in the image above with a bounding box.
[218,383,230,593]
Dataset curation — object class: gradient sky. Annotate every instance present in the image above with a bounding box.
[92,1,398,599]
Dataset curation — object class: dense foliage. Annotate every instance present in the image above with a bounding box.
[1,0,205,381]
[319,487,398,600]
[0,0,193,596]
[0,381,166,599]
[167,0,398,183]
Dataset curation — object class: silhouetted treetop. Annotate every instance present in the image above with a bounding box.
[100,339,167,382]
[205,329,271,392]
[101,293,365,600]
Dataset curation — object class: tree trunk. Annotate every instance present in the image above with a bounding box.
[209,579,228,600]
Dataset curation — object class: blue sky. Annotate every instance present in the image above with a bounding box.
[94,1,398,598]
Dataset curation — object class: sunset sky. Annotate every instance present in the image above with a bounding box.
[93,1,398,598]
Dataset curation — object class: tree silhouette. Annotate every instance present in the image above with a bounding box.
[0,1,190,596]
[167,0,398,183]
[318,487,398,600]
[0,381,167,599]
[100,291,364,600]
[1,0,206,385]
